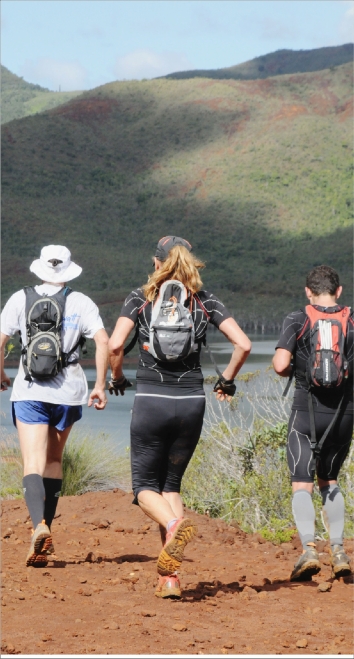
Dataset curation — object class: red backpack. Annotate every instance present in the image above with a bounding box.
[302,304,350,389]
[284,305,351,464]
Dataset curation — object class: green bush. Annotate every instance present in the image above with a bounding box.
[0,429,131,499]
[61,430,130,495]
[182,372,354,542]
[0,437,23,499]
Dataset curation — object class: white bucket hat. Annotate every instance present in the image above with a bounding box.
[30,245,82,283]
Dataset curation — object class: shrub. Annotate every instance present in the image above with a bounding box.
[61,429,130,496]
[0,427,131,499]
[0,436,23,499]
[182,371,354,541]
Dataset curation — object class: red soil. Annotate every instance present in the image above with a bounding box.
[52,98,120,123]
[1,492,353,656]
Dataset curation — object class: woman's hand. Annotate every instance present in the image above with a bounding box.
[213,375,236,402]
[215,389,233,402]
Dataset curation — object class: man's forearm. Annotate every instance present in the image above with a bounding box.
[95,344,108,387]
[94,333,109,387]
[1,334,9,380]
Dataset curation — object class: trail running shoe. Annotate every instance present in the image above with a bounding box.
[155,574,181,599]
[290,543,321,582]
[26,520,51,567]
[157,517,197,576]
[42,536,55,555]
[330,545,352,579]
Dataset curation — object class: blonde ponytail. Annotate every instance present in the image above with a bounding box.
[142,245,205,302]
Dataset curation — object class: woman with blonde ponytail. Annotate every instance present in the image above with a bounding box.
[142,243,205,302]
[109,236,251,599]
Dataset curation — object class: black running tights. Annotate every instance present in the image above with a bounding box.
[130,394,205,498]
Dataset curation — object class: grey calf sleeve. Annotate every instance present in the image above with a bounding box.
[320,484,345,548]
[23,474,45,529]
[292,489,316,548]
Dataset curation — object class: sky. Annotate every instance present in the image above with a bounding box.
[1,0,353,91]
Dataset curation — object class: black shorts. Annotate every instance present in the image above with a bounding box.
[130,392,205,498]
[287,408,353,483]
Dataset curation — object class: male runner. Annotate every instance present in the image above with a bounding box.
[273,265,353,581]
[1,245,109,566]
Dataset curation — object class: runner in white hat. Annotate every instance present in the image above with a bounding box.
[0,245,109,566]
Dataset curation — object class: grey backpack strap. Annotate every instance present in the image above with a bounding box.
[22,287,40,380]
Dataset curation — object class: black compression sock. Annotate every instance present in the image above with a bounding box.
[22,474,45,529]
[43,478,62,529]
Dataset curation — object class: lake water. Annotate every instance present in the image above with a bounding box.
[0,332,278,452]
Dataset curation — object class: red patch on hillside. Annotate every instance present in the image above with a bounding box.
[336,98,353,121]
[240,78,277,96]
[169,167,219,200]
[308,90,339,116]
[196,80,220,90]
[223,107,251,138]
[273,105,308,120]
[51,97,120,123]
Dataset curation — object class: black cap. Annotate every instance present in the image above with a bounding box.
[155,236,192,262]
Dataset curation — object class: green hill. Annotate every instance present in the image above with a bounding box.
[1,65,83,125]
[164,44,353,81]
[1,63,352,332]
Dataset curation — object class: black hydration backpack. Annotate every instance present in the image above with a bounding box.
[21,286,86,382]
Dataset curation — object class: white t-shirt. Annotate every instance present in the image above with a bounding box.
[0,283,104,405]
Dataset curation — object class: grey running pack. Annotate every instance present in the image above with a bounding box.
[21,286,86,382]
[147,280,195,361]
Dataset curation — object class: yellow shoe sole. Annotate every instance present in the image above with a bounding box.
[26,525,52,567]
[157,518,197,576]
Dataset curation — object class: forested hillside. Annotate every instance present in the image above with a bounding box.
[2,63,352,331]
[164,43,353,81]
[1,65,82,124]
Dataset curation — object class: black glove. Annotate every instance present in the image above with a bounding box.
[108,375,132,396]
[213,376,236,397]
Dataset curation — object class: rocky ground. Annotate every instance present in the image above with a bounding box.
[1,490,353,656]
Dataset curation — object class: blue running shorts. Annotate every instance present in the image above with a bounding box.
[12,401,82,431]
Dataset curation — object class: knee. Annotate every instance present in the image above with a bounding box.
[320,484,342,505]
[292,489,313,501]
[45,455,62,472]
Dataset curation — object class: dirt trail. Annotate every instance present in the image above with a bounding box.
[1,491,353,656]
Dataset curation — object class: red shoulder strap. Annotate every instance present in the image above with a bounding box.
[304,305,351,336]
[138,300,149,315]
